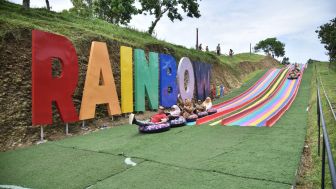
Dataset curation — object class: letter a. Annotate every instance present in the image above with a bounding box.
[79,42,121,120]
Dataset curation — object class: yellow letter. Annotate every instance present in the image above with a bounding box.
[120,46,133,113]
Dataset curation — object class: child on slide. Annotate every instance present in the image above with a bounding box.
[182,99,195,118]
[202,97,213,111]
[195,100,206,113]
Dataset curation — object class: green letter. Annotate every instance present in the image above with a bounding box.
[134,49,159,111]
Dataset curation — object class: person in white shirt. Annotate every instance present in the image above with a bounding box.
[202,97,213,111]
[169,105,181,117]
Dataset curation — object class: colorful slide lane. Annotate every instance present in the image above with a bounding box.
[212,69,274,109]
[209,68,289,126]
[196,68,285,125]
[221,65,304,127]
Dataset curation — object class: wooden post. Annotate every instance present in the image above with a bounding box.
[196,28,199,50]
[250,43,252,55]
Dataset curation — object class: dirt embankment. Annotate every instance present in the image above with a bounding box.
[0,28,279,151]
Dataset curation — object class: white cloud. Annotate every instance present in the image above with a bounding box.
[129,0,336,62]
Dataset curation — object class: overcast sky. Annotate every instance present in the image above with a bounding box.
[9,0,336,63]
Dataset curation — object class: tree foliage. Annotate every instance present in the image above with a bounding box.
[69,0,201,32]
[70,0,137,25]
[282,57,290,65]
[139,0,201,35]
[254,38,285,58]
[70,0,93,17]
[93,0,137,25]
[316,17,336,62]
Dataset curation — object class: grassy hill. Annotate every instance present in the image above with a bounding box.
[296,61,336,188]
[0,1,280,151]
[219,53,265,65]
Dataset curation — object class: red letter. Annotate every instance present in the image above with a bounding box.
[32,30,79,125]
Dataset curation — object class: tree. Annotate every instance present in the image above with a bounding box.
[93,0,137,25]
[22,0,29,9]
[282,57,290,65]
[70,0,94,17]
[316,17,336,63]
[254,37,285,58]
[139,0,201,35]
[46,0,50,10]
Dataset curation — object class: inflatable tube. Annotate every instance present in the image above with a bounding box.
[139,123,170,133]
[169,116,186,127]
[207,108,217,115]
[197,111,208,118]
[168,115,180,120]
[186,114,198,122]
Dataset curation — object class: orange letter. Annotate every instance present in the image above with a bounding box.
[79,42,121,120]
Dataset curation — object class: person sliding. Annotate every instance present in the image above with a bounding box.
[129,106,168,126]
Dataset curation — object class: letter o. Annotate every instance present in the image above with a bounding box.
[177,57,195,101]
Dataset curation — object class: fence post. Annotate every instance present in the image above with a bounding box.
[317,82,321,156]
[322,138,326,189]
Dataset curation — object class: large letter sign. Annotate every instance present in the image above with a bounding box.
[159,54,178,107]
[134,49,159,111]
[79,42,121,120]
[120,46,133,113]
[193,62,211,100]
[32,30,79,125]
[177,57,195,101]
[31,30,214,126]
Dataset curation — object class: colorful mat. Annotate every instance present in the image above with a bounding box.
[221,64,305,127]
[197,68,285,125]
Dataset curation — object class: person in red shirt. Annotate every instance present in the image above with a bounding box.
[129,106,168,126]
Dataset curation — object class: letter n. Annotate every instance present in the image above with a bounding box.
[134,49,159,111]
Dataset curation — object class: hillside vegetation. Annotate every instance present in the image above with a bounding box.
[0,1,280,151]
[297,61,336,188]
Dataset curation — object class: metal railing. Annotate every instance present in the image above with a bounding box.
[319,74,336,121]
[317,79,336,189]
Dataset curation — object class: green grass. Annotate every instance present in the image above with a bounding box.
[297,61,336,188]
[213,69,268,105]
[0,1,267,67]
[242,69,265,83]
[0,1,211,65]
[0,66,312,188]
[0,143,144,189]
[219,53,265,66]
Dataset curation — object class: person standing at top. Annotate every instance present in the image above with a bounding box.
[205,46,209,52]
[216,44,221,55]
[229,49,234,57]
[199,43,203,51]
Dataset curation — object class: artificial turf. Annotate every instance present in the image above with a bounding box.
[0,66,312,189]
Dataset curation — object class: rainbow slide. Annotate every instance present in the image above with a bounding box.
[196,68,286,125]
[220,65,304,127]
